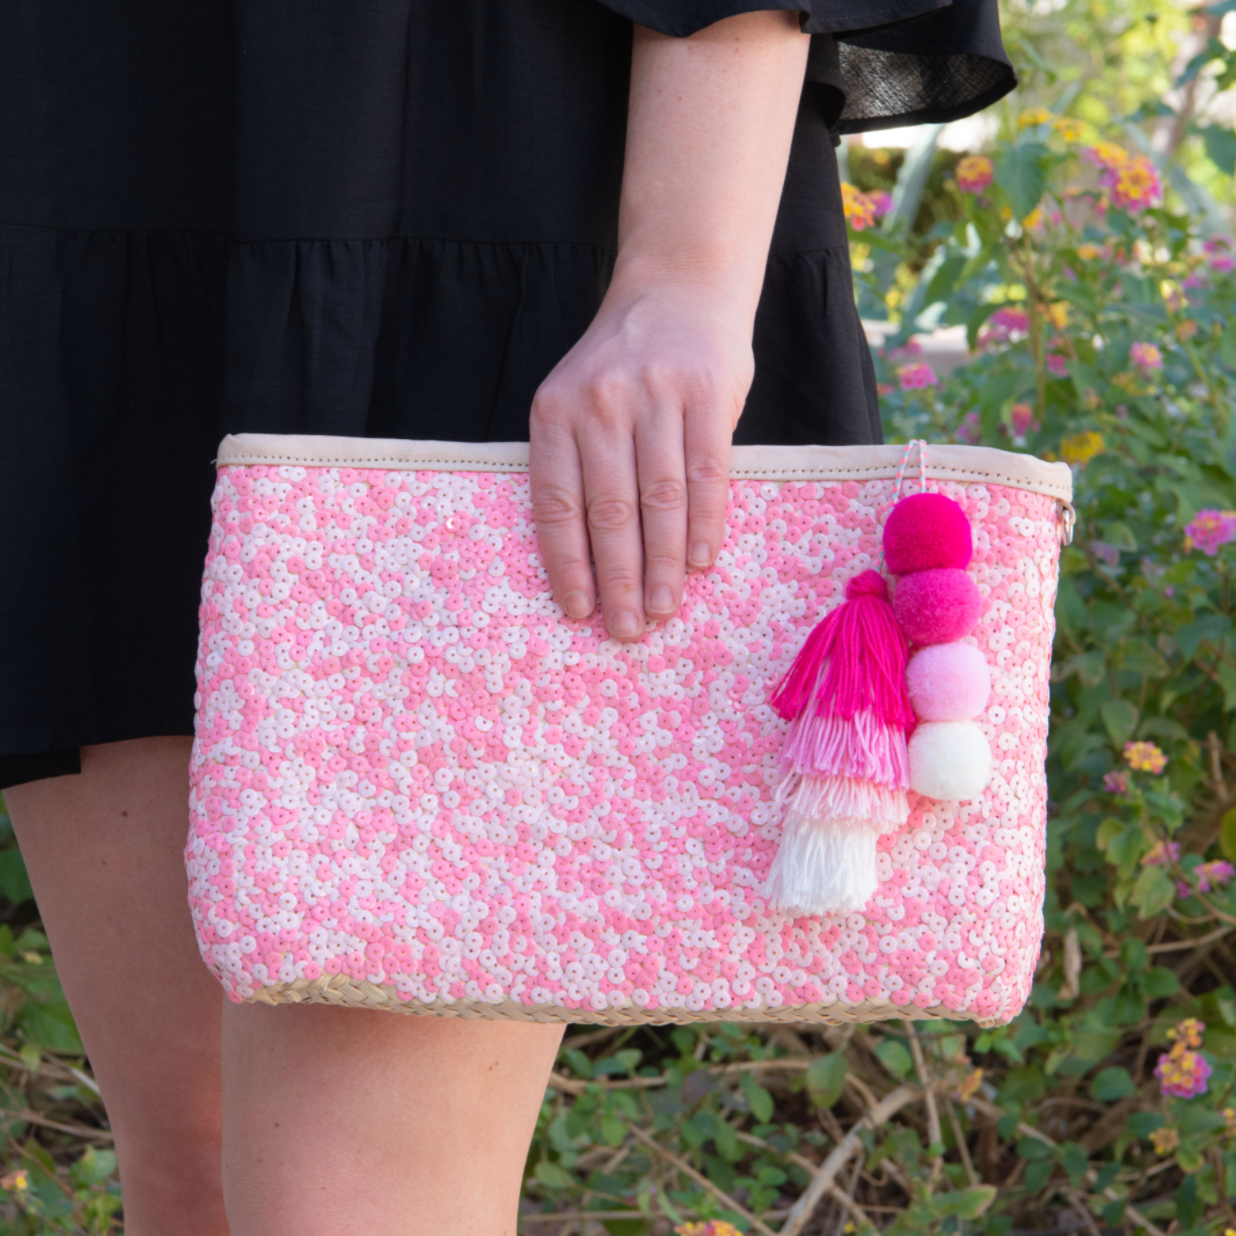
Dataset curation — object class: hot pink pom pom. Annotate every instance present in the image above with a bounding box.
[892,569,982,646]
[907,642,991,720]
[882,493,973,575]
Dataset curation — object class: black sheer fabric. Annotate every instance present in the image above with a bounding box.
[0,0,1011,781]
[601,0,1015,131]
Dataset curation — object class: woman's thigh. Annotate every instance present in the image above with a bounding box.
[5,738,228,1234]
[222,1001,563,1236]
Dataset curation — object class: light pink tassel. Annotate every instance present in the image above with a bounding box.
[764,570,913,917]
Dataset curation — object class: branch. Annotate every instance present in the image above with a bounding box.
[778,1083,924,1236]
[627,1124,778,1236]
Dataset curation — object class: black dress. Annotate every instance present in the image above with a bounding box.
[0,0,1013,788]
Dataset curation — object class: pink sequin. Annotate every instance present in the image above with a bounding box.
[187,466,1061,1025]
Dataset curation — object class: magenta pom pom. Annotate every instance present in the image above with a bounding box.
[892,569,982,646]
[907,642,991,720]
[882,492,973,575]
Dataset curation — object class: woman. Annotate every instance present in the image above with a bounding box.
[0,3,1012,1232]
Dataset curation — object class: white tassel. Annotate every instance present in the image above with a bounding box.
[763,813,881,916]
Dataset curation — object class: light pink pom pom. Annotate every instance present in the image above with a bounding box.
[907,642,991,721]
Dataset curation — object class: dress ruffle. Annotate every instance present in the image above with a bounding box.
[597,0,1015,132]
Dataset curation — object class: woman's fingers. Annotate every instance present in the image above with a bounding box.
[580,417,645,640]
[635,405,688,621]
[528,411,595,621]
[683,392,734,574]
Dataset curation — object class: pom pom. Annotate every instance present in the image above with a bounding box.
[906,642,991,721]
[764,814,881,916]
[893,569,982,646]
[882,492,973,575]
[908,720,992,800]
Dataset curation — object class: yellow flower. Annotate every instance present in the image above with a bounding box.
[1169,1017,1205,1049]
[676,1224,743,1236]
[1023,206,1044,230]
[1044,302,1070,330]
[1060,431,1104,466]
[1087,141,1130,170]
[1019,107,1053,128]
[0,1169,29,1191]
[1125,740,1168,773]
[1150,1126,1180,1155]
[1076,243,1103,261]
[1053,116,1087,141]
[1224,1107,1236,1137]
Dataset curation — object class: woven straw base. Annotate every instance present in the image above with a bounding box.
[242,975,1001,1027]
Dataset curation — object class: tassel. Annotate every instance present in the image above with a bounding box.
[765,570,913,917]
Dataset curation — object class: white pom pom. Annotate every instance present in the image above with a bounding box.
[764,813,880,916]
[908,720,992,801]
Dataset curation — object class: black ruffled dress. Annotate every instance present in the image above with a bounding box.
[0,1,1013,787]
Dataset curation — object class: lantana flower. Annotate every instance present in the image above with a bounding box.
[1184,510,1236,556]
[841,182,892,231]
[956,154,994,194]
[1018,107,1052,128]
[1010,402,1038,437]
[1102,770,1128,794]
[1195,860,1235,893]
[1125,741,1168,773]
[1150,1126,1180,1154]
[897,362,938,391]
[1130,341,1162,369]
[677,1223,744,1236]
[1142,840,1180,867]
[1156,1019,1211,1098]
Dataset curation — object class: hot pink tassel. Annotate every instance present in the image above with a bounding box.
[765,569,914,918]
[770,571,914,730]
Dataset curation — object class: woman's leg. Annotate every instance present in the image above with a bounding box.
[222,1003,562,1236]
[6,737,228,1236]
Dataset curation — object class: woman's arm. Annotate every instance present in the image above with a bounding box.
[529,11,810,640]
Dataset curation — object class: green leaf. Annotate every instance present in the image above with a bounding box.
[1016,1136,1053,1161]
[1219,662,1236,713]
[935,1185,997,1219]
[874,1038,914,1079]
[600,1113,626,1147]
[534,1160,576,1190]
[1091,1066,1136,1101]
[1143,966,1180,999]
[1221,807,1236,862]
[1222,321,1236,371]
[995,142,1052,221]
[739,1072,774,1124]
[0,846,33,906]
[1130,865,1176,919]
[1101,700,1140,747]
[806,1052,848,1109]
[1200,123,1236,176]
[69,1148,117,1188]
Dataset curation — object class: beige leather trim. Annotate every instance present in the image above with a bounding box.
[242,974,1006,1027]
[217,433,1072,502]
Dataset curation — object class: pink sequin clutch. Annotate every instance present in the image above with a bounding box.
[188,435,1073,1027]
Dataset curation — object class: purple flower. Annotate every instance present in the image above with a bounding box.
[1103,770,1129,794]
[957,411,982,444]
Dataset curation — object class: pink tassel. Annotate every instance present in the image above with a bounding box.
[770,571,915,730]
[764,569,913,918]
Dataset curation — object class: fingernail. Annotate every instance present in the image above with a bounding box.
[563,591,592,620]
[611,609,641,639]
[647,585,674,615]
[688,543,712,568]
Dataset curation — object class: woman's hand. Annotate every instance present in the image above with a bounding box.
[529,10,809,640]
[529,276,753,640]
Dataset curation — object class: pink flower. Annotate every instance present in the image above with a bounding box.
[1157,1020,1211,1098]
[1130,342,1162,369]
[957,411,982,444]
[1102,770,1129,794]
[978,307,1030,350]
[1010,402,1038,436]
[868,191,894,219]
[1211,254,1235,273]
[1195,860,1235,893]
[1108,157,1162,213]
[1184,510,1236,556]
[1203,237,1232,253]
[1142,840,1180,866]
[956,155,994,194]
[1047,353,1068,379]
[897,362,938,391]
